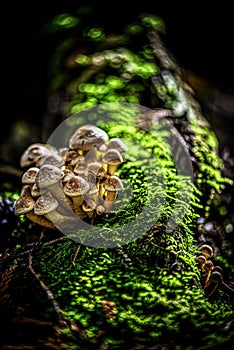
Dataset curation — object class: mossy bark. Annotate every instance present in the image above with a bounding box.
[1,9,234,350]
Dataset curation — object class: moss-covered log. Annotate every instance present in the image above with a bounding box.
[1,7,234,350]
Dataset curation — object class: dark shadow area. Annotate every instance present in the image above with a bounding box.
[1,1,234,170]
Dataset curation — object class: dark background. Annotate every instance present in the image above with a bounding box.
[1,1,234,168]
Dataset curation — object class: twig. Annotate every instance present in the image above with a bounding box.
[69,244,81,268]
[28,252,62,319]
[28,251,89,342]
[0,164,23,177]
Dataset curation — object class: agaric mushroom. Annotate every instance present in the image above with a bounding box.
[82,199,96,219]
[196,255,206,270]
[14,185,56,229]
[35,164,72,210]
[102,149,123,175]
[34,191,76,229]
[63,175,90,218]
[69,124,109,160]
[62,149,83,168]
[73,159,88,177]
[199,244,213,259]
[107,138,128,153]
[20,143,57,168]
[62,168,75,183]
[87,161,106,185]
[96,205,105,215]
[40,153,65,168]
[31,183,41,197]
[21,167,39,185]
[103,175,123,212]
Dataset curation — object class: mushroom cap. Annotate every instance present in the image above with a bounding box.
[73,160,88,175]
[69,124,109,151]
[199,244,213,259]
[41,153,65,168]
[87,162,106,177]
[36,164,64,189]
[34,192,58,216]
[64,176,90,197]
[82,199,96,212]
[20,143,57,168]
[14,194,35,215]
[209,271,223,284]
[62,168,75,182]
[103,175,123,192]
[63,150,83,166]
[31,183,41,197]
[107,138,128,153]
[21,167,39,184]
[102,149,123,165]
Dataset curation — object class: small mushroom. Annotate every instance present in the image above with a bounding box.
[96,205,105,215]
[103,175,123,212]
[73,159,89,177]
[196,254,206,270]
[63,175,90,218]
[20,143,57,168]
[202,260,214,286]
[21,167,39,185]
[82,199,96,219]
[102,149,123,175]
[107,138,128,153]
[14,187,56,229]
[69,124,108,159]
[199,244,213,259]
[62,149,83,167]
[62,168,75,183]
[40,153,65,168]
[34,191,76,229]
[86,161,106,185]
[35,164,72,210]
[31,183,41,197]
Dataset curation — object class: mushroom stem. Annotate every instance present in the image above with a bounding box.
[103,191,116,212]
[71,196,88,219]
[26,211,57,230]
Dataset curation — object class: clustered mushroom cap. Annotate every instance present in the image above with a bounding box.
[36,164,64,189]
[63,176,90,197]
[104,175,123,192]
[14,194,35,215]
[15,124,127,229]
[21,167,39,184]
[107,138,128,153]
[34,192,58,216]
[102,149,123,165]
[20,143,57,168]
[69,124,109,151]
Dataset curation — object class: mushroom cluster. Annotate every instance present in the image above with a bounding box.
[14,124,127,230]
[196,244,234,297]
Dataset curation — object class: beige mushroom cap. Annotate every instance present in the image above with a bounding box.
[69,124,109,151]
[21,167,39,184]
[20,143,57,168]
[107,138,128,153]
[102,149,123,166]
[14,193,35,216]
[35,164,64,189]
[34,192,58,216]
[103,175,123,192]
[63,176,90,197]
[40,153,65,168]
